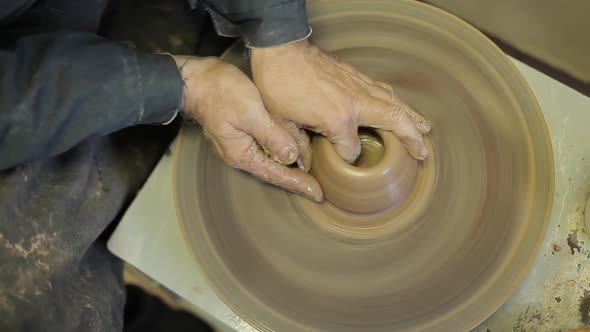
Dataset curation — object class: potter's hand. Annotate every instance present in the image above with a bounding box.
[251,40,431,167]
[175,56,323,202]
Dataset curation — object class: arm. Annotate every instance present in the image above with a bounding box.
[0,28,322,200]
[0,30,182,170]
[196,0,430,168]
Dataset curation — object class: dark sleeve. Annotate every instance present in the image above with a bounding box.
[0,30,183,170]
[193,0,310,47]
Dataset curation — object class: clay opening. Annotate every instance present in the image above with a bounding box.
[354,128,385,168]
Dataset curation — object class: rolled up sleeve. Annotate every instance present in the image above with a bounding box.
[0,30,182,169]
[197,0,310,48]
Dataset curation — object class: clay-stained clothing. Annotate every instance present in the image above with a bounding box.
[0,0,307,331]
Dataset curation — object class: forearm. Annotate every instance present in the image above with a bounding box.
[0,30,182,170]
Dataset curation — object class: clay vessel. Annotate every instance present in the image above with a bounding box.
[311,129,417,213]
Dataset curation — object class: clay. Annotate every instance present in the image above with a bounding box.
[311,128,418,213]
[173,0,554,331]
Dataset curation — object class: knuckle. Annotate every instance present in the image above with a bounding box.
[407,133,423,147]
[376,81,394,96]
[388,104,407,122]
[381,82,394,91]
[394,126,418,141]
[372,86,391,100]
[349,89,362,109]
[255,131,273,149]
[401,103,419,118]
[341,62,356,72]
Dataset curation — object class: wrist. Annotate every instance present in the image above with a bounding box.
[251,39,310,62]
[174,56,221,115]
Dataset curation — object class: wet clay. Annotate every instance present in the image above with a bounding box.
[173,0,554,331]
[311,128,417,213]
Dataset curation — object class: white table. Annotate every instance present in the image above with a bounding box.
[108,59,590,331]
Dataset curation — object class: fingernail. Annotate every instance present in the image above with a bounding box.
[289,149,298,163]
[309,190,324,202]
[417,120,432,133]
[303,184,324,202]
[298,161,306,171]
[280,146,297,164]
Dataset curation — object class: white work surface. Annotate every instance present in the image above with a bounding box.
[108,58,590,331]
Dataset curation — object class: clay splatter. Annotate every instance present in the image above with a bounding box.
[513,306,546,332]
[579,289,590,325]
[555,297,562,303]
[568,230,581,255]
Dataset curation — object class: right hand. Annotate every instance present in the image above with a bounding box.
[174,56,323,202]
[251,40,431,167]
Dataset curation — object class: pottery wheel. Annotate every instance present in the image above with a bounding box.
[174,0,554,330]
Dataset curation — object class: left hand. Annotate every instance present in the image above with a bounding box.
[251,40,431,171]
[175,55,323,202]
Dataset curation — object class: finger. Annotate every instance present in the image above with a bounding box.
[296,129,312,172]
[374,81,431,134]
[336,61,374,84]
[403,105,431,134]
[283,121,312,172]
[357,96,428,160]
[242,110,298,165]
[232,140,324,202]
[295,129,312,172]
[261,145,281,163]
[322,116,362,163]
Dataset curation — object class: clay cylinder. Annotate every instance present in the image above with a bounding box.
[311,128,417,213]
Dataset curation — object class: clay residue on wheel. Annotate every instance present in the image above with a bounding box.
[580,289,590,325]
[568,230,582,255]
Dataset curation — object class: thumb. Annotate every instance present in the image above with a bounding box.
[246,148,324,202]
[322,117,362,163]
[357,95,428,160]
[244,109,299,165]
[281,120,313,172]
